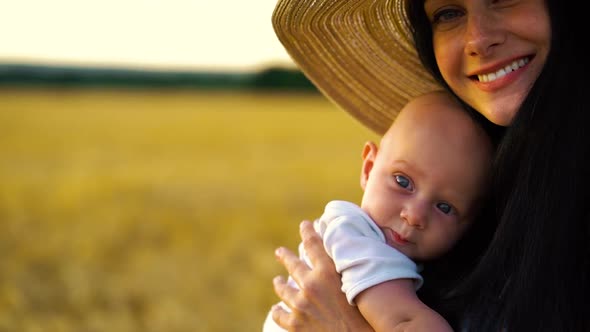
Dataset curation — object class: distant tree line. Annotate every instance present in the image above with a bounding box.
[0,64,319,93]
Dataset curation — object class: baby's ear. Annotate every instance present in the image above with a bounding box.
[360,141,378,190]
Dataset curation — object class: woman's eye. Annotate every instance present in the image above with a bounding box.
[436,202,453,215]
[395,175,412,190]
[432,8,463,24]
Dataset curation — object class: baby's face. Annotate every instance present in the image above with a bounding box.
[360,92,492,261]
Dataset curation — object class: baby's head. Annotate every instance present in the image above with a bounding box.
[359,91,493,261]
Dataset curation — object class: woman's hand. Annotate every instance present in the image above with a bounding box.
[271,220,374,331]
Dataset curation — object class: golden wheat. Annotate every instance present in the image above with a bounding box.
[0,88,377,332]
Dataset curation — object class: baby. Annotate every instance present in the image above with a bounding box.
[264,91,493,331]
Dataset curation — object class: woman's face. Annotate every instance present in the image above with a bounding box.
[424,0,551,126]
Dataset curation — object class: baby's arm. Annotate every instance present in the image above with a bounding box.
[318,201,451,331]
[355,278,452,332]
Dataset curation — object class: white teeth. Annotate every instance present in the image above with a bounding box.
[477,58,529,82]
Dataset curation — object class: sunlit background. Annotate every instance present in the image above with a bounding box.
[0,1,378,331]
[1,0,294,72]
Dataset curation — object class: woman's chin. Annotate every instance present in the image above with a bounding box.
[479,105,517,127]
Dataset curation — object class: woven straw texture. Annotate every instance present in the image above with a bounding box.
[272,0,441,134]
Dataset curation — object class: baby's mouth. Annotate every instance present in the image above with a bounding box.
[392,231,409,245]
[380,227,397,247]
[381,227,411,246]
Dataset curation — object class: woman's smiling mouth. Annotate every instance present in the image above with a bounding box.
[476,57,530,83]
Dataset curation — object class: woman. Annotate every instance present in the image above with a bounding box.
[269,0,589,331]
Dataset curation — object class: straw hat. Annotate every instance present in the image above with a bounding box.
[272,0,442,135]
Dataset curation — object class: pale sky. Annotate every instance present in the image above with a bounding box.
[0,0,295,72]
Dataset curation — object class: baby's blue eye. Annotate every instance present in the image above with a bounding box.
[436,202,452,214]
[395,175,411,189]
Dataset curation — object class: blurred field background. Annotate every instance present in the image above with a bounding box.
[0,87,377,332]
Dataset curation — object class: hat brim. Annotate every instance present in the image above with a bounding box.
[272,0,441,134]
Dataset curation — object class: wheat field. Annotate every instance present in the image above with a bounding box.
[0,88,377,332]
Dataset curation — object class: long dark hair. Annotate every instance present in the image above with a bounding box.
[409,1,590,330]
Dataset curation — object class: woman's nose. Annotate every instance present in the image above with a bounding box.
[464,13,505,57]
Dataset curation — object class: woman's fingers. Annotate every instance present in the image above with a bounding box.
[299,220,335,270]
[272,262,307,330]
[275,245,310,289]
[271,303,292,330]
[270,220,371,331]
[273,275,298,309]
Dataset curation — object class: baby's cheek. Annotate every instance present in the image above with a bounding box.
[428,233,459,259]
